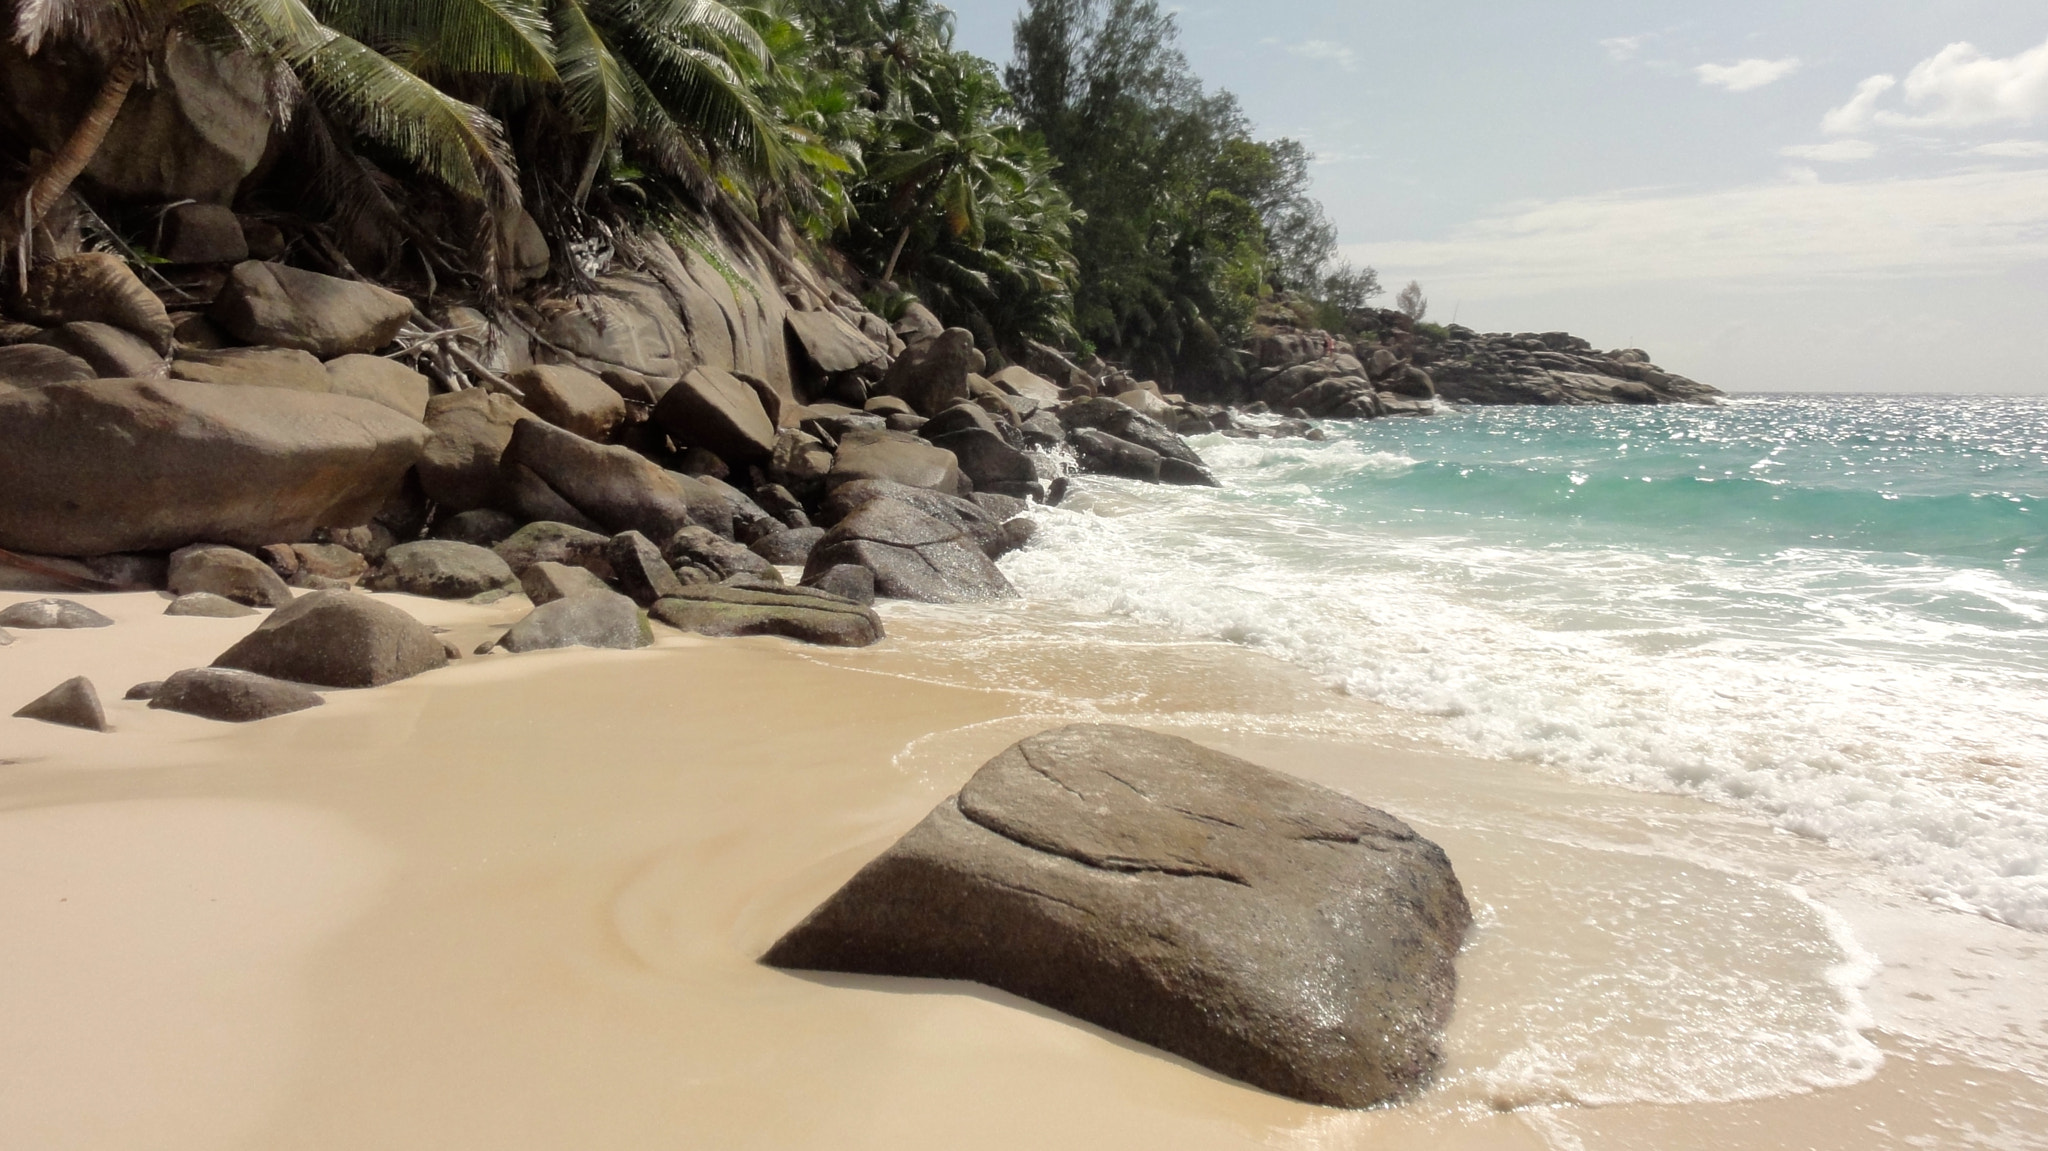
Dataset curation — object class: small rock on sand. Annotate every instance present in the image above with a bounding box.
[0,598,114,629]
[147,667,324,722]
[13,676,109,732]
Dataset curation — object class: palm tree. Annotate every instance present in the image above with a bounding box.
[8,0,537,241]
[865,55,1022,284]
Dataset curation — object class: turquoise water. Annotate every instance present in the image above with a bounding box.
[1004,395,2048,929]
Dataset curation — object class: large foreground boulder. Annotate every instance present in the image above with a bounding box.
[650,585,883,647]
[0,379,426,556]
[802,499,1013,603]
[766,724,1471,1108]
[213,591,446,687]
[210,261,412,358]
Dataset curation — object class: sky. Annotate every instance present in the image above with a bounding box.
[944,1,2048,394]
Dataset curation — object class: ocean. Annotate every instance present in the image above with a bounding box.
[1001,394,2048,933]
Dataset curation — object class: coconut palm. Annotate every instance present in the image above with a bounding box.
[7,0,538,239]
[865,55,1023,284]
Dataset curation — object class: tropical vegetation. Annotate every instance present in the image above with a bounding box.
[3,0,1373,384]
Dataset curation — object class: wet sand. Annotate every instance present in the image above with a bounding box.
[3,589,2045,1150]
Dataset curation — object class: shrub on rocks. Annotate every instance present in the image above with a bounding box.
[212,591,447,687]
[149,667,323,722]
[367,541,516,599]
[169,544,294,607]
[765,724,1471,1109]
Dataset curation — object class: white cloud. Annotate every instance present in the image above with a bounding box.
[1283,39,1356,70]
[1347,168,2048,294]
[1696,57,1801,92]
[1968,139,2048,157]
[1601,35,1646,63]
[1826,36,2048,134]
[1822,75,1898,133]
[1780,140,1878,162]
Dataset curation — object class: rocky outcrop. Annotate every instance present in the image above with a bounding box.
[766,724,1471,1108]
[510,365,625,441]
[0,343,94,388]
[498,590,650,652]
[652,365,778,465]
[519,560,612,605]
[31,321,166,379]
[803,498,1013,603]
[0,598,114,629]
[149,667,324,722]
[501,418,714,541]
[211,261,413,358]
[0,379,425,556]
[213,591,446,687]
[164,592,257,618]
[168,544,294,607]
[827,429,967,497]
[493,521,614,578]
[418,389,538,512]
[1422,329,1720,406]
[882,328,979,415]
[13,675,109,732]
[650,584,883,647]
[8,253,173,353]
[367,541,517,599]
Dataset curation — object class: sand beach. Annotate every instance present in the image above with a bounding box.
[5,587,2045,1150]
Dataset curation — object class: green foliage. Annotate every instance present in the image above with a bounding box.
[1004,0,1366,386]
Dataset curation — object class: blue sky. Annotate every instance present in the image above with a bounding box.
[945,1,2048,394]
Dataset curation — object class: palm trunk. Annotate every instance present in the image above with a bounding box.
[880,222,911,285]
[24,50,143,227]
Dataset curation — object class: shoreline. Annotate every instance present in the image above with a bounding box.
[5,587,2046,1148]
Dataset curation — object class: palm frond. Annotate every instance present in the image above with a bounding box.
[309,0,557,81]
[292,28,519,203]
[551,0,633,199]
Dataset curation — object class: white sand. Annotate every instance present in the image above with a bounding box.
[3,588,2044,1149]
